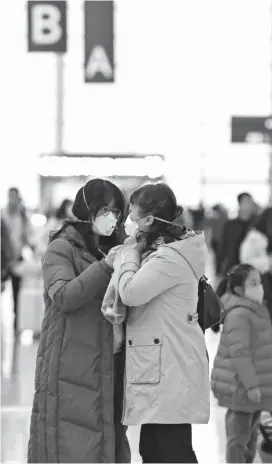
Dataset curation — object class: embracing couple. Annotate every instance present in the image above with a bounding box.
[28,179,210,464]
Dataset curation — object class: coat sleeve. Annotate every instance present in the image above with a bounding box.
[42,238,113,313]
[118,246,183,307]
[240,230,270,273]
[224,310,259,390]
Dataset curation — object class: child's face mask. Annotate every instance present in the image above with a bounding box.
[245,285,264,304]
[244,270,264,304]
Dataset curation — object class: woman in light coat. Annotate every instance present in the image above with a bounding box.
[113,184,210,463]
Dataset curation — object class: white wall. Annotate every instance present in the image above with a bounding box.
[1,0,271,209]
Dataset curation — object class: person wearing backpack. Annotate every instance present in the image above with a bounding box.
[211,264,272,463]
[102,183,210,463]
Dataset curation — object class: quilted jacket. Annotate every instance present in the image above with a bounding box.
[211,293,272,412]
[28,225,130,463]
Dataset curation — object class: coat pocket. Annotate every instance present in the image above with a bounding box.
[126,332,162,384]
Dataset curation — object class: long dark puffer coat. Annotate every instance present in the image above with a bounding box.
[28,225,131,463]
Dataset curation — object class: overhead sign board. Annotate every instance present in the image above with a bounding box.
[84,1,114,83]
[27,1,67,52]
[231,116,272,143]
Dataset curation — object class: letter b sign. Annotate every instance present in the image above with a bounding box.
[28,1,67,52]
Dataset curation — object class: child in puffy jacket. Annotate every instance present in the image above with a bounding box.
[211,264,272,464]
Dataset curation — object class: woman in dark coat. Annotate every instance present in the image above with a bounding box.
[28,179,131,463]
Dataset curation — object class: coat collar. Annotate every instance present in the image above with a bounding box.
[50,223,90,252]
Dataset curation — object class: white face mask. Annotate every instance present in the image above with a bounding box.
[92,212,117,236]
[125,216,139,237]
[125,213,183,237]
[245,284,264,304]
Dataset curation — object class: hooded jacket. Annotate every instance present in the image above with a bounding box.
[28,225,130,463]
[116,232,210,425]
[211,293,272,413]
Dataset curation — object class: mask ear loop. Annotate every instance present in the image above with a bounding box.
[153,216,184,229]
[82,186,89,213]
[82,186,107,258]
[78,186,92,224]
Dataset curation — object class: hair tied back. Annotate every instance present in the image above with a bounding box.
[174,205,183,219]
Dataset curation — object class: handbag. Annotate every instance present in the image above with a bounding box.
[176,250,222,333]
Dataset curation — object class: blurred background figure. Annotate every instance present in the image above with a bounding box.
[51,198,74,228]
[1,217,16,294]
[189,202,206,231]
[240,207,272,319]
[209,204,229,276]
[1,188,34,333]
[38,199,74,253]
[217,192,257,279]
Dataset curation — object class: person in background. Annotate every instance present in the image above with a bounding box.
[240,207,272,320]
[1,217,16,293]
[1,187,33,332]
[28,179,130,463]
[211,264,272,463]
[39,199,74,253]
[209,204,228,275]
[114,183,210,463]
[47,198,74,232]
[217,193,256,277]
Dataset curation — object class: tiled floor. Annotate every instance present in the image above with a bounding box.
[0,260,262,463]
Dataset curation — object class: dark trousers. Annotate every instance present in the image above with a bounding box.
[10,273,22,331]
[114,351,131,464]
[225,410,261,463]
[211,239,221,276]
[139,423,198,463]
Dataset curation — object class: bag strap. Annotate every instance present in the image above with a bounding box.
[168,247,203,282]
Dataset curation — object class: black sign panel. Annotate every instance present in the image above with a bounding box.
[27,1,67,52]
[231,116,272,143]
[84,1,114,83]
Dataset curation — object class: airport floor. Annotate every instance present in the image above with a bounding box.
[0,259,263,464]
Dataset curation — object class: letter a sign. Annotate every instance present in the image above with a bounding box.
[84,1,115,83]
[27,1,67,52]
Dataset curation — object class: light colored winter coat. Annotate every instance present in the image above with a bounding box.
[116,232,210,426]
[240,229,271,273]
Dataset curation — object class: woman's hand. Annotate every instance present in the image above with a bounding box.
[105,245,123,268]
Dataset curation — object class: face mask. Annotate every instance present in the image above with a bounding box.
[125,216,139,237]
[125,213,183,237]
[93,212,117,236]
[245,284,264,304]
[82,186,117,236]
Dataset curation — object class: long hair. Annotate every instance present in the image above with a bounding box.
[130,183,185,250]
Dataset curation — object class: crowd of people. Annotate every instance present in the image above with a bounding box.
[1,181,272,463]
